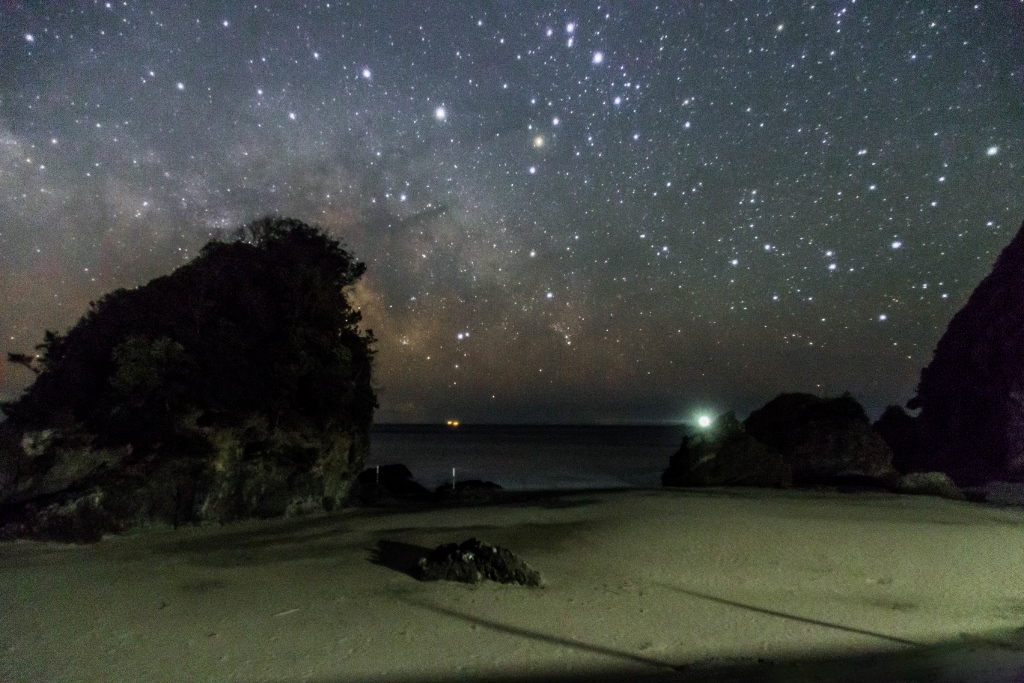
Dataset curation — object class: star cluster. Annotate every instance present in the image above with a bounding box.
[1,1,1022,423]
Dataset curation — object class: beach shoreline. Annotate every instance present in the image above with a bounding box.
[2,487,1023,682]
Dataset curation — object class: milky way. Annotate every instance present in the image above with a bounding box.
[1,2,1022,423]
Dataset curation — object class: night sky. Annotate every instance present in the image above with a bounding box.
[1,2,1022,424]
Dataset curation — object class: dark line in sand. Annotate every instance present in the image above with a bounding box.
[657,583,922,646]
[400,597,683,671]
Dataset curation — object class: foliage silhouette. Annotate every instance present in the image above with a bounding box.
[2,214,375,466]
[0,217,377,540]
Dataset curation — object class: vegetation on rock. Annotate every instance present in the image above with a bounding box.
[0,216,376,541]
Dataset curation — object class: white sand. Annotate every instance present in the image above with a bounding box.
[2,488,1024,682]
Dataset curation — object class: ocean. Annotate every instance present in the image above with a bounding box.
[367,424,686,492]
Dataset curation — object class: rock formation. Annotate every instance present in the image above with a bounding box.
[661,411,790,487]
[873,404,922,474]
[663,394,899,491]
[434,479,504,500]
[415,538,542,586]
[907,220,1024,485]
[895,472,965,501]
[350,464,432,506]
[743,393,896,486]
[0,217,376,542]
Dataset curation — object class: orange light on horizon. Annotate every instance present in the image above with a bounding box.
[446,419,460,427]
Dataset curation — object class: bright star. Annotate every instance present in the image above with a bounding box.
[592,51,604,64]
[435,106,446,120]
[697,415,712,428]
[987,146,999,156]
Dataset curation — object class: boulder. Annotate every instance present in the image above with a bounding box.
[434,479,504,501]
[874,404,925,474]
[896,472,965,501]
[662,412,790,488]
[350,464,432,505]
[743,393,896,486]
[908,220,1024,485]
[415,537,542,586]
[986,482,1024,506]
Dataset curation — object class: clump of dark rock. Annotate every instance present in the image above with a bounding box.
[350,463,432,506]
[663,393,901,492]
[415,537,542,586]
[906,220,1024,485]
[896,472,965,501]
[986,482,1024,506]
[874,404,924,475]
[743,392,896,486]
[0,216,376,543]
[434,479,504,500]
[661,411,790,487]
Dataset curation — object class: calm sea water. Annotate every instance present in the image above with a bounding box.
[367,424,686,492]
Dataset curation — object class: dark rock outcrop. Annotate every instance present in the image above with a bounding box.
[908,220,1024,485]
[415,538,542,586]
[661,412,790,488]
[874,404,923,474]
[743,393,896,486]
[434,479,504,500]
[986,482,1024,506]
[0,217,375,543]
[350,464,432,506]
[896,472,965,501]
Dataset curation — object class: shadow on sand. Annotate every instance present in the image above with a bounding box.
[292,571,1024,683]
[293,629,1024,683]
[369,539,433,578]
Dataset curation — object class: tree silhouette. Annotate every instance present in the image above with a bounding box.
[2,215,376,446]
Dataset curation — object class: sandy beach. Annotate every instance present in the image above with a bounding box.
[2,487,1024,682]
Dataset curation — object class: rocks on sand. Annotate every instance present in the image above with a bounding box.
[434,479,504,501]
[743,392,897,486]
[415,537,542,586]
[663,393,901,491]
[895,472,965,501]
[661,412,790,488]
[350,464,432,506]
